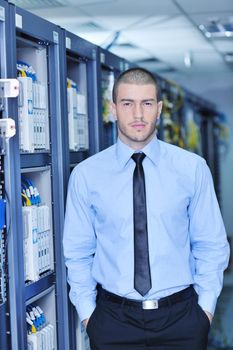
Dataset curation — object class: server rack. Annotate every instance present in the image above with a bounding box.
[5,4,70,349]
[157,76,222,199]
[0,3,11,349]
[59,29,99,350]
[198,107,221,201]
[178,93,221,203]
[157,77,185,147]
[0,149,10,350]
[60,29,99,174]
[97,47,125,150]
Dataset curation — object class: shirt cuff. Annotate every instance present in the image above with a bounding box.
[197,291,217,316]
[76,298,96,323]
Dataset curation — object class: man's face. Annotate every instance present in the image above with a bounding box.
[112,83,163,150]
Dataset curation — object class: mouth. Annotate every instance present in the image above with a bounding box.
[131,123,146,130]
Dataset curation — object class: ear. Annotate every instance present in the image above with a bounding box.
[111,102,117,121]
[157,100,163,119]
[155,101,163,127]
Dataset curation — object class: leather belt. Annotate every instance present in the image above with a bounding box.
[98,286,194,310]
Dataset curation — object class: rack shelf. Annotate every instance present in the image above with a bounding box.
[25,272,55,301]
[20,152,51,168]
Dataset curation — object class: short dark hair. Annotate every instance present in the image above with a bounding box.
[112,67,161,103]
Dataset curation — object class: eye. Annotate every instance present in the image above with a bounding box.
[143,101,153,106]
[122,102,132,107]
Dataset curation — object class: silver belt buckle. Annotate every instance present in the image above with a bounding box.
[142,299,159,310]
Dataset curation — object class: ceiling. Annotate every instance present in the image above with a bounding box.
[13,0,233,104]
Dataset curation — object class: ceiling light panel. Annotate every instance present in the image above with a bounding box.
[199,20,233,38]
[14,0,67,9]
[122,15,209,53]
[110,47,152,62]
[183,51,226,72]
[214,39,233,52]
[125,27,209,51]
[146,15,192,30]
[75,0,180,32]
[78,0,179,17]
[176,0,233,13]
[131,16,177,30]
[136,60,175,74]
[89,16,144,31]
[78,32,113,46]
[144,48,224,73]
[28,5,88,22]
[66,0,115,5]
[73,21,107,33]
[225,53,233,63]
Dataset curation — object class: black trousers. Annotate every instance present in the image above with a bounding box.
[86,287,210,350]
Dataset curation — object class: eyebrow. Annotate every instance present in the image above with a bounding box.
[120,98,156,102]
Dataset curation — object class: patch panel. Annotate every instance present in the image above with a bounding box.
[27,303,55,350]
[0,155,6,305]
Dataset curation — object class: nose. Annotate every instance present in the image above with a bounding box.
[133,103,143,120]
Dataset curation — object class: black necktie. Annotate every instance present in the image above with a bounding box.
[131,153,151,296]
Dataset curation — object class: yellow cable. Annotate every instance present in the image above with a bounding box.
[21,193,31,206]
[31,324,36,333]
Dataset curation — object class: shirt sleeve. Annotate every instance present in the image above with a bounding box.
[63,166,97,322]
[188,158,230,315]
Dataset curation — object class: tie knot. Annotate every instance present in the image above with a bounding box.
[131,152,146,165]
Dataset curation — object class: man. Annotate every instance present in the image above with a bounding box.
[63,68,230,350]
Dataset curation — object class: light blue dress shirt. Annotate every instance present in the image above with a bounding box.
[63,136,230,322]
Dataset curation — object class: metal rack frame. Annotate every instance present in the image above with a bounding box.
[59,28,100,349]
[4,3,70,349]
[0,2,11,349]
[96,47,125,150]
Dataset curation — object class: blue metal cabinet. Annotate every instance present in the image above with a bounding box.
[59,29,100,349]
[5,4,70,349]
[60,30,99,174]
[0,1,13,349]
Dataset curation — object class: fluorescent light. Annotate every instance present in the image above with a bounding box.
[225,53,233,63]
[184,52,193,68]
[199,19,233,39]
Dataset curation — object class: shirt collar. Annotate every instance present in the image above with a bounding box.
[142,136,161,166]
[116,136,161,169]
